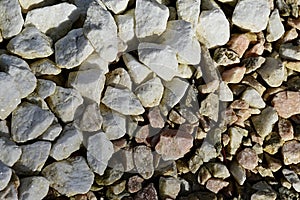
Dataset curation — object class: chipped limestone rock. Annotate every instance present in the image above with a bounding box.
[279,43,300,61]
[87,132,114,175]
[102,0,129,14]
[102,86,145,116]
[25,3,79,40]
[176,0,201,29]
[232,0,270,32]
[272,91,300,118]
[50,125,82,161]
[39,119,62,141]
[30,59,61,76]
[35,79,56,99]
[252,107,278,138]
[237,148,258,170]
[135,77,164,108]
[282,140,300,165]
[241,87,266,109]
[138,43,178,81]
[7,26,53,59]
[19,176,49,200]
[266,9,285,42]
[207,163,230,179]
[0,0,24,39]
[228,126,247,155]
[55,28,94,69]
[75,103,103,132]
[0,161,12,191]
[42,156,94,197]
[48,86,83,123]
[230,161,246,185]
[199,93,219,122]
[83,2,118,62]
[106,68,132,89]
[196,8,230,49]
[0,137,22,167]
[135,0,169,38]
[14,141,51,175]
[0,173,20,200]
[213,48,240,66]
[11,102,55,143]
[159,177,181,199]
[133,145,154,179]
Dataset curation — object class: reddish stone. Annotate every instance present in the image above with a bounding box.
[222,66,246,83]
[135,125,150,145]
[148,107,165,128]
[134,183,158,200]
[278,119,294,141]
[237,148,258,170]
[230,100,249,110]
[206,178,229,194]
[128,175,144,193]
[272,91,300,118]
[282,140,300,165]
[227,34,250,57]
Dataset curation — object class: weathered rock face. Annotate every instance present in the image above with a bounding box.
[282,140,300,165]
[18,176,49,200]
[0,137,22,167]
[272,91,300,118]
[237,148,258,170]
[133,145,154,179]
[0,161,12,191]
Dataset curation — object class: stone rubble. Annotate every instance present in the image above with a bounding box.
[18,176,49,200]
[0,161,12,191]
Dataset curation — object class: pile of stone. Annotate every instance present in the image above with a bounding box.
[0,0,300,199]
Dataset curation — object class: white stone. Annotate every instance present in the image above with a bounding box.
[0,161,12,191]
[7,26,53,59]
[102,0,129,14]
[122,53,152,84]
[42,156,94,197]
[133,145,154,179]
[87,132,114,175]
[25,3,79,40]
[266,9,285,42]
[39,119,62,141]
[83,2,118,62]
[279,43,300,61]
[0,0,24,38]
[106,68,132,89]
[241,87,266,109]
[0,173,19,200]
[196,9,230,48]
[68,53,108,104]
[232,0,270,32]
[177,64,194,79]
[176,0,201,29]
[228,126,247,155]
[159,20,201,65]
[219,81,233,102]
[35,79,56,99]
[55,28,94,69]
[18,0,52,11]
[135,0,169,38]
[199,93,219,122]
[102,86,145,115]
[135,77,164,107]
[50,125,83,161]
[11,102,55,143]
[48,86,84,123]
[19,177,49,200]
[14,141,51,175]
[0,137,22,167]
[101,105,126,140]
[138,43,178,81]
[30,59,61,76]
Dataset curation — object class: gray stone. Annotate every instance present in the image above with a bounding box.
[87,132,114,176]
[176,0,201,29]
[83,2,118,62]
[102,0,129,14]
[198,141,217,162]
[230,161,246,185]
[18,0,54,11]
[35,79,56,99]
[19,176,49,200]
[266,9,285,42]
[50,125,82,161]
[75,103,103,132]
[30,58,61,76]
[95,161,124,186]
[252,107,278,138]
[241,87,266,109]
[282,169,300,192]
[133,145,154,179]
[39,119,62,141]
[159,177,181,199]
[106,68,132,89]
[199,93,219,122]
[0,0,24,38]
[0,173,19,200]
[14,141,51,175]
[11,102,55,143]
[0,137,22,167]
[7,26,53,59]
[42,156,94,197]
[228,126,247,155]
[207,163,230,179]
[279,43,300,61]
[0,161,12,191]
[0,120,9,137]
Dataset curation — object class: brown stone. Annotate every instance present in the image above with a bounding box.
[272,91,300,118]
[244,43,264,58]
[230,100,249,110]
[134,183,158,200]
[237,148,258,170]
[222,66,246,83]
[282,140,300,165]
[278,119,294,141]
[227,34,251,57]
[206,178,229,194]
[128,175,144,193]
[148,107,165,128]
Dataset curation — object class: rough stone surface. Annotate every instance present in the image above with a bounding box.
[0,161,12,191]
[279,43,300,61]
[11,102,55,143]
[199,93,219,122]
[213,48,240,66]
[7,26,53,59]
[278,119,294,141]
[75,103,103,132]
[228,126,247,155]
[206,178,229,194]
[30,58,61,76]
[55,28,94,69]
[207,163,230,179]
[230,161,246,185]
[102,0,129,14]
[87,132,114,175]
[227,33,251,58]
[272,91,300,118]
[237,148,259,170]
[148,107,165,128]
[133,145,154,179]
[135,0,169,38]
[266,9,285,42]
[282,140,300,165]
[282,169,300,192]
[252,107,278,138]
[176,0,201,29]
[106,68,132,89]
[0,137,22,167]
[222,66,246,83]
[19,176,49,200]
[134,183,158,200]
[0,0,24,39]
[83,2,118,62]
[241,87,266,109]
[232,0,270,32]
[128,175,144,193]
[0,173,20,200]
[42,156,94,197]
[39,120,62,141]
[35,79,56,99]
[159,177,181,199]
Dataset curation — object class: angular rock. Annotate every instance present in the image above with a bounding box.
[14,141,51,175]
[159,177,181,199]
[75,103,103,132]
[0,0,24,39]
[155,129,193,161]
[133,145,154,179]
[266,9,285,42]
[227,33,251,58]
[278,119,294,141]
[279,43,300,61]
[95,160,124,186]
[50,125,82,161]
[284,61,300,72]
[243,56,266,74]
[42,156,94,197]
[230,161,246,185]
[199,93,219,122]
[7,26,53,59]
[106,68,132,89]
[252,107,278,138]
[232,0,270,32]
[48,86,83,123]
[128,175,144,193]
[282,140,300,165]
[138,43,178,81]
[55,28,94,69]
[25,3,79,40]
[19,176,49,200]
[207,163,230,179]
[251,191,277,200]
[0,173,20,200]
[272,91,300,118]
[135,0,169,38]
[0,137,22,167]
[102,86,145,115]
[176,0,201,29]
[196,9,230,48]
[206,178,229,194]
[0,161,12,191]
[102,0,129,14]
[219,81,234,102]
[228,126,247,155]
[87,132,114,175]
[134,183,158,200]
[35,79,56,99]
[39,119,62,141]
[222,66,246,83]
[237,148,258,170]
[241,87,265,109]
[30,58,61,76]
[11,102,54,143]
[18,0,53,11]
[213,48,240,66]
[83,2,118,62]
[148,107,165,128]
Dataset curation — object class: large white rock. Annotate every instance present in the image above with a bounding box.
[55,28,94,69]
[19,176,49,200]
[24,3,79,40]
[83,2,118,62]
[0,137,22,167]
[241,87,266,109]
[196,9,230,48]
[106,68,132,89]
[42,156,94,197]
[138,43,178,81]
[7,26,53,59]
[159,20,201,65]
[11,102,55,143]
[232,0,270,32]
[87,132,114,175]
[0,161,12,191]
[266,9,285,42]
[135,0,169,38]
[0,0,24,39]
[176,0,201,29]
[102,0,129,14]
[102,86,145,115]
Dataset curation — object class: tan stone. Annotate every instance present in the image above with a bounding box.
[222,66,246,83]
[272,91,300,118]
